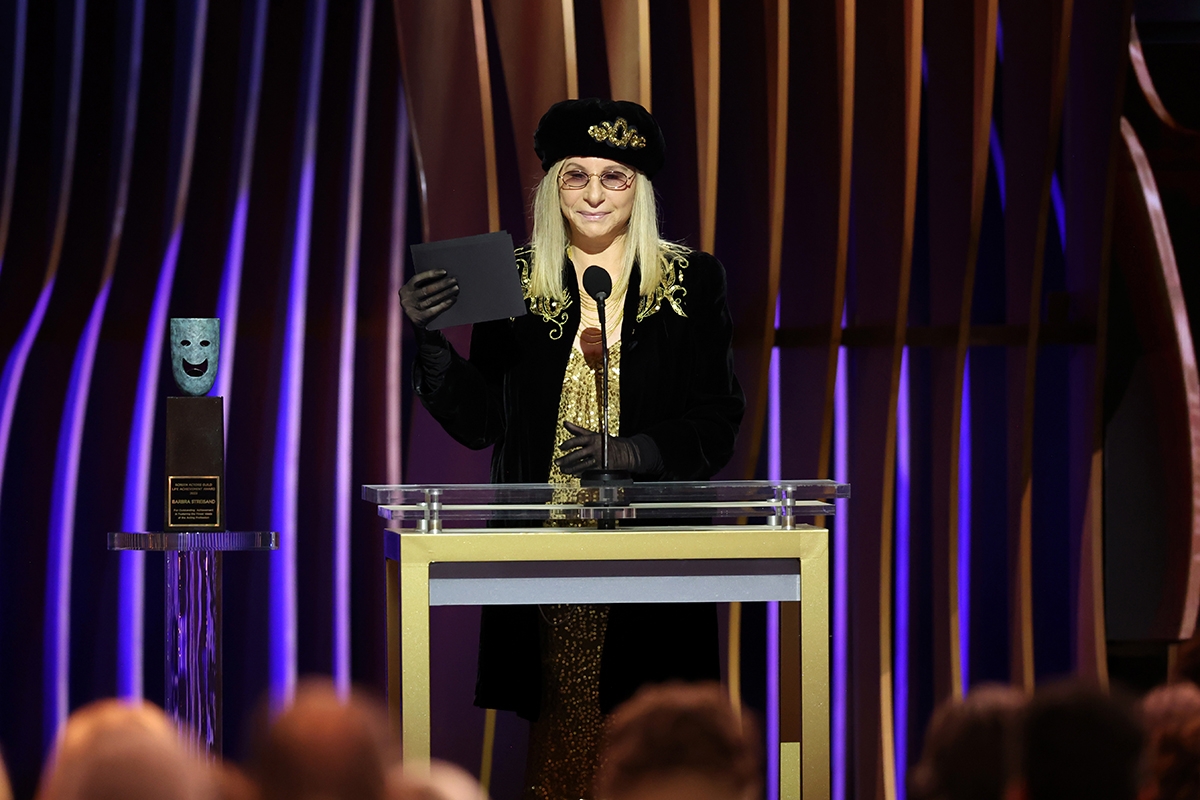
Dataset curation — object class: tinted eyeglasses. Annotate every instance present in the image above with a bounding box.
[558,168,636,191]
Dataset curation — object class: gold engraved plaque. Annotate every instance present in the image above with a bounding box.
[168,476,222,529]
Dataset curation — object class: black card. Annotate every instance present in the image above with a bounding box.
[410,231,528,330]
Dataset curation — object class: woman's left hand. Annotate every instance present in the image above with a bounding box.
[555,421,644,474]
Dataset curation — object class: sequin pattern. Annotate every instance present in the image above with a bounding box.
[522,604,610,800]
[522,344,621,800]
[547,344,621,486]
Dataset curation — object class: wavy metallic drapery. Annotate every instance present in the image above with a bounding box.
[0,2,1190,798]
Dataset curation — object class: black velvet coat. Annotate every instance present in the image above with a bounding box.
[415,246,745,720]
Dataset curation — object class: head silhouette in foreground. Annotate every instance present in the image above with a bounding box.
[909,683,1026,800]
[595,682,760,800]
[1141,682,1200,800]
[1011,681,1144,800]
[36,699,211,800]
[250,679,394,800]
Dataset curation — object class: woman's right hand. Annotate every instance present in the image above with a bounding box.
[400,269,460,329]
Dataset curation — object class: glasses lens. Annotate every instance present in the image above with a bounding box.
[561,170,589,189]
[601,172,632,190]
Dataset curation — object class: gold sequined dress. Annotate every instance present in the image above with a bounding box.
[521,341,621,800]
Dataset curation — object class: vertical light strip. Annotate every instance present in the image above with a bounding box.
[1,0,82,747]
[766,598,780,800]
[271,0,327,712]
[119,0,209,700]
[768,300,782,478]
[333,0,373,698]
[989,122,1006,211]
[385,83,410,486]
[47,280,111,729]
[637,0,651,109]
[561,0,578,98]
[894,347,911,800]
[0,0,26,279]
[46,0,143,735]
[832,312,849,800]
[766,296,781,800]
[468,0,498,232]
[1050,172,1066,252]
[0,280,55,516]
[958,352,972,693]
[0,0,73,537]
[690,0,719,254]
[213,0,269,410]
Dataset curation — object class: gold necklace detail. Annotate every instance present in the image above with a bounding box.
[566,247,626,338]
[579,291,625,339]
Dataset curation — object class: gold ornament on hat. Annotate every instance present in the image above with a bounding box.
[587,117,647,150]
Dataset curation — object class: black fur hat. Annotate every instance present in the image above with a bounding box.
[534,98,666,178]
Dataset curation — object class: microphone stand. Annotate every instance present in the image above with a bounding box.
[597,291,610,471]
[580,284,632,490]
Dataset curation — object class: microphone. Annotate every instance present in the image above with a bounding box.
[582,265,612,302]
[580,266,622,484]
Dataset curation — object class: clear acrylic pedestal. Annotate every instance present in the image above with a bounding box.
[108,531,277,755]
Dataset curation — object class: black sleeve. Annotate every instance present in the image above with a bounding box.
[412,317,513,451]
[637,254,745,480]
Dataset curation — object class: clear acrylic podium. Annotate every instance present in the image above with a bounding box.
[362,480,848,800]
[108,531,278,755]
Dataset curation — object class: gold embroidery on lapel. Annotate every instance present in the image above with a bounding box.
[517,246,572,340]
[636,244,690,322]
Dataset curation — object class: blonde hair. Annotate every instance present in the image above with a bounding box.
[528,159,670,303]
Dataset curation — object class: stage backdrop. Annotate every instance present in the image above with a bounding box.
[0,1,1198,800]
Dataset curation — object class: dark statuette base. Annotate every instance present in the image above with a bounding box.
[165,396,225,531]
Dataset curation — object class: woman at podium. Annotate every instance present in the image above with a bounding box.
[400,98,744,800]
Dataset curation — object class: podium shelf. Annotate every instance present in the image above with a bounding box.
[363,479,848,506]
[363,479,848,530]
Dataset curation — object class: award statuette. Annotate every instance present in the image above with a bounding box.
[166,318,223,531]
[165,318,226,754]
[109,317,276,758]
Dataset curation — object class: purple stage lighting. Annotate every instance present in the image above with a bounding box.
[118,0,208,703]
[959,353,972,692]
[333,0,374,696]
[894,348,912,799]
[270,0,327,713]
[833,315,849,800]
[766,296,781,800]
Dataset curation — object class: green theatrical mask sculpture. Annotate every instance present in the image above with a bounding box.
[169,317,220,396]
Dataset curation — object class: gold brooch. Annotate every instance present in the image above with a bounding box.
[587,117,647,150]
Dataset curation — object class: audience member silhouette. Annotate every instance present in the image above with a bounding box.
[25,674,1190,800]
[1140,682,1200,800]
[1010,682,1144,800]
[210,763,258,800]
[1,747,12,800]
[35,699,212,800]
[250,679,393,800]
[594,682,760,800]
[909,684,1025,800]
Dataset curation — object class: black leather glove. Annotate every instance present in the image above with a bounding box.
[400,269,459,329]
[413,328,452,397]
[554,422,663,476]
